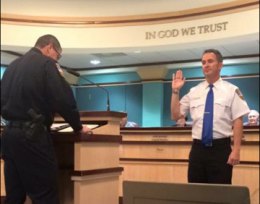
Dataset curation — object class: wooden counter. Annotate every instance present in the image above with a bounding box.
[119,126,259,204]
[1,125,259,204]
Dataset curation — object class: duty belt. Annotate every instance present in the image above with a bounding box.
[7,121,31,129]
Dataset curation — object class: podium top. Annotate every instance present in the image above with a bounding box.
[79,111,126,118]
[54,111,127,122]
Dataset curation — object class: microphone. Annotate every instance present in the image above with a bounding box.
[66,69,110,111]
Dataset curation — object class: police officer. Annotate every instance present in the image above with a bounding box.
[1,34,91,204]
[171,49,250,184]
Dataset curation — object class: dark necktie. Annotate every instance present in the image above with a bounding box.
[202,84,214,146]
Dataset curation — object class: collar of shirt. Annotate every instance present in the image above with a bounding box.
[203,77,223,90]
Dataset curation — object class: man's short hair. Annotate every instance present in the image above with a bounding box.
[203,49,223,63]
[34,34,62,53]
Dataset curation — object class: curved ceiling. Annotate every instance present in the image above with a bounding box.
[1,0,259,75]
[1,0,237,17]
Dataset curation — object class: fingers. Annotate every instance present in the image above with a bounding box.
[81,125,93,134]
[227,159,240,166]
[234,161,240,165]
[173,69,183,80]
[176,69,183,78]
[80,129,93,135]
[172,69,185,90]
[230,161,239,166]
[233,160,240,165]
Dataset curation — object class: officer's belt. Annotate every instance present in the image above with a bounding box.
[7,121,31,129]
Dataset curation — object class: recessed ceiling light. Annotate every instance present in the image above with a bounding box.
[90,59,101,65]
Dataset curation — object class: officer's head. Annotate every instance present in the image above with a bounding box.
[203,49,223,63]
[201,49,223,84]
[35,34,62,61]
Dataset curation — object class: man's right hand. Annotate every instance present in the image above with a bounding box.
[80,125,93,134]
[172,70,185,91]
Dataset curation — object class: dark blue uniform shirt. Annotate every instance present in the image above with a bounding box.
[1,47,82,132]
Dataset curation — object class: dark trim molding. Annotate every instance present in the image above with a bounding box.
[54,111,126,120]
[121,125,260,131]
[120,158,187,163]
[52,132,122,143]
[74,134,122,143]
[121,140,259,146]
[121,141,192,145]
[119,196,123,204]
[120,158,260,166]
[72,167,124,177]
[79,111,126,118]
[121,126,192,131]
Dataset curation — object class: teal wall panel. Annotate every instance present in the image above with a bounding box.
[142,83,164,127]
[221,63,259,76]
[124,85,143,126]
[76,84,142,126]
[228,77,259,111]
[76,86,124,111]
[78,72,140,84]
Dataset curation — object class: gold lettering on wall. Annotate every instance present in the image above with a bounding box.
[145,21,228,40]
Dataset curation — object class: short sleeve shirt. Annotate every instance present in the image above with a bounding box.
[180,78,250,139]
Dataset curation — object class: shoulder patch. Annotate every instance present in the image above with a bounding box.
[235,89,244,100]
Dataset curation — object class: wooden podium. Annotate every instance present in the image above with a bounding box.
[52,111,125,204]
[1,111,125,204]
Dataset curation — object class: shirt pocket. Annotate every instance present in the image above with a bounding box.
[190,99,205,121]
[214,99,231,120]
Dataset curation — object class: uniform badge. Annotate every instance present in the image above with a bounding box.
[235,89,244,100]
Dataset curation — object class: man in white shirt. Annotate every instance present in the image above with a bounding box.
[171,49,250,184]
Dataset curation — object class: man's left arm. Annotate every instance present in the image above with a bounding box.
[227,116,243,166]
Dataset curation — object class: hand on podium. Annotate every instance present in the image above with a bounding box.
[80,125,93,134]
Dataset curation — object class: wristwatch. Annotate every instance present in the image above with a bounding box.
[172,89,179,94]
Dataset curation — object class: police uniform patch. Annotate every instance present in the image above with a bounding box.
[235,89,244,100]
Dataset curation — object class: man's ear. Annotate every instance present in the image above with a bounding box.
[218,62,223,70]
[217,63,223,75]
[40,44,51,56]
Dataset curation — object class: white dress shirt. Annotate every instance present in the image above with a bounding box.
[180,78,250,140]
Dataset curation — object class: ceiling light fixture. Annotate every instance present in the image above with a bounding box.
[90,59,101,65]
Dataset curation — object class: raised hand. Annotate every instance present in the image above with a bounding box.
[172,70,185,91]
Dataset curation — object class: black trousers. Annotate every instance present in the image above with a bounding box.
[1,126,59,204]
[188,138,233,184]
